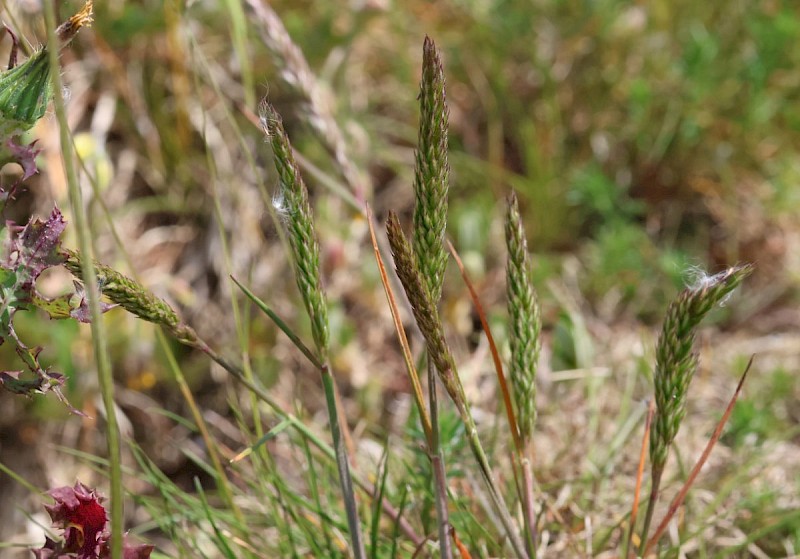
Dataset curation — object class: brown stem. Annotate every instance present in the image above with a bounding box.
[639,464,664,551]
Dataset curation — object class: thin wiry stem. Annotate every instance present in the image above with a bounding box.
[43,2,123,559]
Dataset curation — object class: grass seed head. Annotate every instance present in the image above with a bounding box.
[386,212,468,418]
[412,36,450,303]
[62,249,181,329]
[505,192,542,443]
[260,101,329,362]
[650,264,753,468]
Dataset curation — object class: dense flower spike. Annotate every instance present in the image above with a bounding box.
[32,481,154,559]
[62,249,180,329]
[386,212,468,417]
[259,101,330,362]
[412,36,450,303]
[649,265,753,468]
[505,192,542,442]
[640,264,753,546]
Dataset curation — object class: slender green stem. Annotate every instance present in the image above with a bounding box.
[42,3,122,559]
[428,361,453,559]
[220,0,254,108]
[187,338,424,547]
[462,411,530,559]
[0,461,43,495]
[320,363,366,559]
[520,455,537,557]
[155,328,243,522]
[231,276,321,368]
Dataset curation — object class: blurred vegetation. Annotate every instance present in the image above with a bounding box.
[1,0,799,557]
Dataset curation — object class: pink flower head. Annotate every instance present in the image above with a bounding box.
[44,482,107,558]
[33,482,153,559]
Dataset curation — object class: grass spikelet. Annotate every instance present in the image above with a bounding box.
[259,101,329,363]
[260,100,366,558]
[63,249,181,329]
[505,192,541,443]
[640,263,753,545]
[386,212,466,413]
[650,264,752,468]
[412,36,450,303]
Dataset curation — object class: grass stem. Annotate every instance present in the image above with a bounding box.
[42,2,123,558]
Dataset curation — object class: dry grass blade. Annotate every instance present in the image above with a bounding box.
[643,355,756,557]
[367,205,432,441]
[448,239,523,455]
[624,399,656,558]
[451,525,474,559]
[244,0,367,201]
